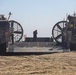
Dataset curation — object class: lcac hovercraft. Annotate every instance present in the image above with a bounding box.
[52,13,76,51]
[0,13,23,55]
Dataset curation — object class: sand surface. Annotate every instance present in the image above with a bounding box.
[0,52,76,75]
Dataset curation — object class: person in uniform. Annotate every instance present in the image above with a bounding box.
[33,30,37,42]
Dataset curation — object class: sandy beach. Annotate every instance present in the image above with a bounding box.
[0,52,76,75]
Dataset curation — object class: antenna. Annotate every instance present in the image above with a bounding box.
[73,12,76,17]
[66,13,68,22]
[8,12,12,20]
[73,0,75,14]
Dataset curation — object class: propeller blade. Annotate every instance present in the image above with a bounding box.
[57,24,62,30]
[54,29,61,32]
[14,31,22,34]
[55,34,62,39]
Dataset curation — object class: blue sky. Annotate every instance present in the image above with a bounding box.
[0,0,76,37]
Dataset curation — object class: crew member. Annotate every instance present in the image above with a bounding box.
[33,30,37,42]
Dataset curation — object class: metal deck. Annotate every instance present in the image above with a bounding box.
[7,42,70,53]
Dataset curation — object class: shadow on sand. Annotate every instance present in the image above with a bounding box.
[0,52,59,56]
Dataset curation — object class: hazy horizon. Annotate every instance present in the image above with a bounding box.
[0,0,76,37]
